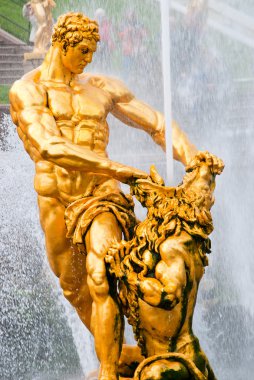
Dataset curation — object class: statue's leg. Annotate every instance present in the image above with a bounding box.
[32,3,47,51]
[85,212,123,380]
[38,196,92,330]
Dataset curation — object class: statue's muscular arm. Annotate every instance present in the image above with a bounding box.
[9,79,148,183]
[135,253,186,310]
[122,233,189,310]
[97,76,197,166]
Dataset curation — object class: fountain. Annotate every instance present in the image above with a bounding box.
[1,0,254,379]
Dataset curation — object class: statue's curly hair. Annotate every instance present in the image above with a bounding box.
[52,12,100,52]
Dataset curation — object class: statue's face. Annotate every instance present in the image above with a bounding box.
[61,38,97,74]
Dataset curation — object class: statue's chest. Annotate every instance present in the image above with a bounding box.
[47,83,112,121]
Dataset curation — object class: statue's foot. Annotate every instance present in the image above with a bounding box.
[99,375,118,380]
[119,344,144,377]
[99,368,118,380]
[85,369,118,380]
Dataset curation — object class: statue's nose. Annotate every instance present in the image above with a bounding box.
[86,53,93,63]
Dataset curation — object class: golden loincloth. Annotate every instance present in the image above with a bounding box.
[65,191,136,253]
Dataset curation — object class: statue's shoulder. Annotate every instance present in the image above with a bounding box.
[10,69,47,109]
[80,73,133,102]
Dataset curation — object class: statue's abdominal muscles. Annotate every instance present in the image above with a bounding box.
[35,83,112,203]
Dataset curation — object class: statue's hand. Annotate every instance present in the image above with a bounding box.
[106,243,124,278]
[113,164,149,184]
[159,292,179,310]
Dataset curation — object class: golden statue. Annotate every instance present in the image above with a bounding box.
[9,12,221,380]
[24,0,56,59]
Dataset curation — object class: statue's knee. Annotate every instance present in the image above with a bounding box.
[88,271,109,297]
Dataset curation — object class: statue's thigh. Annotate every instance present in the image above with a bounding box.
[38,196,93,329]
[85,212,122,289]
[38,195,87,283]
[85,212,122,258]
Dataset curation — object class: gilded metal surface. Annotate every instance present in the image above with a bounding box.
[107,152,224,380]
[9,12,215,380]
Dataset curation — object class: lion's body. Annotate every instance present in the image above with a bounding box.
[106,152,224,379]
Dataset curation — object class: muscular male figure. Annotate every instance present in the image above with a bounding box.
[10,13,197,380]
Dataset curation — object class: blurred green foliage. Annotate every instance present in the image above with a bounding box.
[0,0,29,42]
[0,85,10,104]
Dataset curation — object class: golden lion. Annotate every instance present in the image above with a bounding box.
[106,152,224,380]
